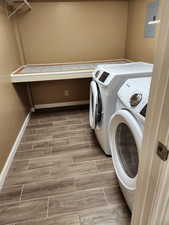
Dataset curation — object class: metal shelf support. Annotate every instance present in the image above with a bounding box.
[5,0,32,18]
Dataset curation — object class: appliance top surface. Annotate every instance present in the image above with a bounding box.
[97,62,153,75]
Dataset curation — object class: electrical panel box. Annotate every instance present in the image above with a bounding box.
[144,1,159,38]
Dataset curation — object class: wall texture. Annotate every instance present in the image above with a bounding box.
[15,0,129,106]
[31,79,90,105]
[0,5,29,171]
[16,1,128,64]
[126,0,156,63]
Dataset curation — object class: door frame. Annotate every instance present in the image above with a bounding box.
[131,0,169,224]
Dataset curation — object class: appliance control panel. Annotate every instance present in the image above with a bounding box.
[93,69,111,84]
[118,77,151,113]
[93,62,128,85]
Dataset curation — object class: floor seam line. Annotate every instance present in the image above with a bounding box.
[19,184,24,201]
[102,187,111,206]
[46,197,50,218]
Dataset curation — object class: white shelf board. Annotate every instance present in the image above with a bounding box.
[11,70,93,83]
[11,59,130,83]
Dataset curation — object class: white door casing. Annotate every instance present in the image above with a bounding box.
[131,0,169,224]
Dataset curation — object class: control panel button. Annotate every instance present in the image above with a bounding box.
[95,70,100,78]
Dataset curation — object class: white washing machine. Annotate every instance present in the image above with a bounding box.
[89,62,153,155]
[108,77,152,210]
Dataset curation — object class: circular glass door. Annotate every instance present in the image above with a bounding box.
[108,109,143,190]
[115,123,139,178]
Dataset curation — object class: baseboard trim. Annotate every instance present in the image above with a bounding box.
[0,112,31,190]
[34,100,89,109]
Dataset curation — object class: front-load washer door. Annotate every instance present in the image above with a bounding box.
[108,109,143,191]
[89,81,102,129]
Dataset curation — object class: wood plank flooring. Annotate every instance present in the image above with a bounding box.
[0,109,131,225]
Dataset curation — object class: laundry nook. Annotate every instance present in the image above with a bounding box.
[1,0,168,225]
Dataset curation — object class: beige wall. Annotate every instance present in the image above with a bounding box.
[16,1,128,64]
[31,79,90,105]
[126,0,156,63]
[15,0,129,106]
[0,5,29,171]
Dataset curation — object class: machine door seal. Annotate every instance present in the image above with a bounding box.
[89,81,102,129]
[108,109,143,190]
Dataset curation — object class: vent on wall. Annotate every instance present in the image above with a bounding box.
[5,0,32,18]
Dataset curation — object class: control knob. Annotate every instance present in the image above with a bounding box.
[130,93,142,107]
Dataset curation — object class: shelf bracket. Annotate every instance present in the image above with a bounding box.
[5,0,32,18]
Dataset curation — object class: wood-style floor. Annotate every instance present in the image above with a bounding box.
[0,109,131,225]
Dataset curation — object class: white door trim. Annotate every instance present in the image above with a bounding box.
[131,0,169,224]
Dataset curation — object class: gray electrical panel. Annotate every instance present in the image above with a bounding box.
[144,1,159,38]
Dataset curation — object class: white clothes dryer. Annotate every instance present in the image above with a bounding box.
[89,62,153,155]
[108,77,152,210]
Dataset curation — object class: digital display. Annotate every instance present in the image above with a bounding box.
[99,72,110,82]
